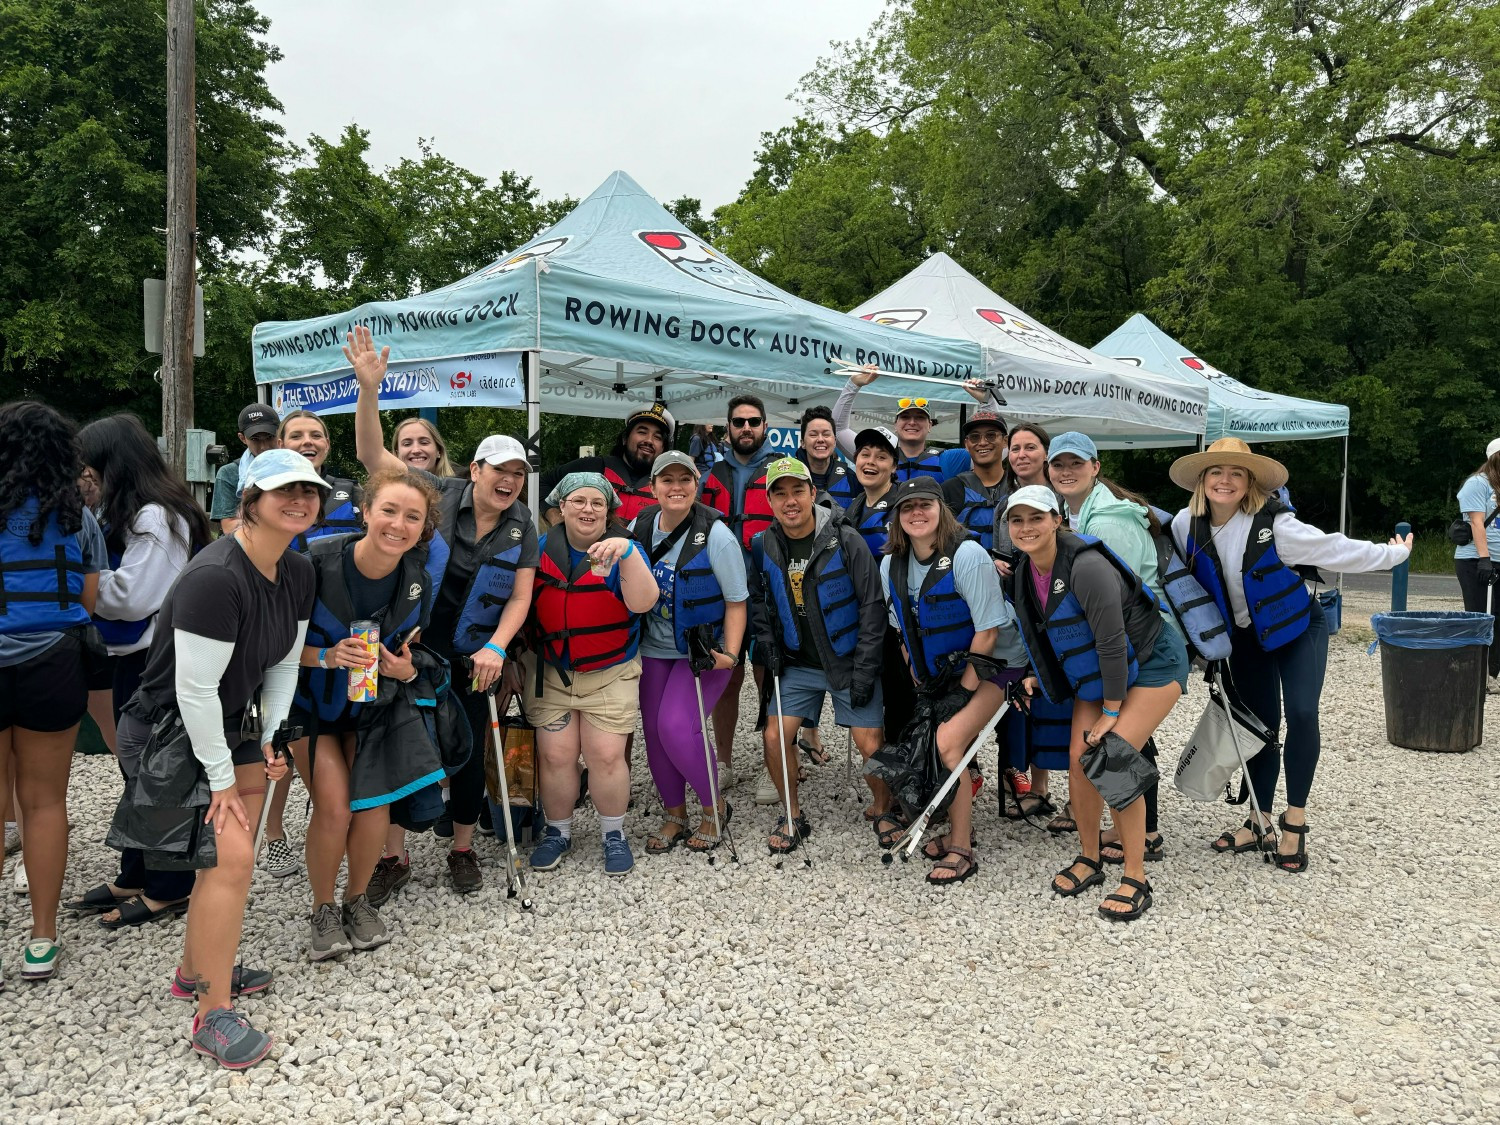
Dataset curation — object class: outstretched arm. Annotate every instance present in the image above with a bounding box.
[832,364,878,458]
[344,326,405,475]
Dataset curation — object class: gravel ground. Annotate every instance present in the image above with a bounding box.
[3,585,1497,1124]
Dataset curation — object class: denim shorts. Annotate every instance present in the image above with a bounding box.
[1135,618,1190,693]
[767,664,883,730]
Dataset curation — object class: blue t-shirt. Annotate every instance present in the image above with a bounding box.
[881,538,1027,667]
[0,507,108,667]
[1455,474,1500,560]
[640,518,749,660]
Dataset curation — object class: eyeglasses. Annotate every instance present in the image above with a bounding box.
[729,416,764,428]
[898,398,928,411]
[564,497,607,512]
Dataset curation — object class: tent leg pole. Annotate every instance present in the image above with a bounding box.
[525,349,542,525]
[1337,433,1349,591]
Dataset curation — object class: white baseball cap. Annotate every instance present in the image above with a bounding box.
[473,435,529,469]
[1003,484,1061,516]
[1487,437,1500,460]
[241,449,330,493]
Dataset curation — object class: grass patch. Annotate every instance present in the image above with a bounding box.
[1408,536,1456,575]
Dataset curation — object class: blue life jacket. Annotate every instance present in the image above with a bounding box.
[1184,498,1311,652]
[295,534,437,722]
[0,497,92,637]
[93,545,150,648]
[429,484,531,656]
[844,489,892,557]
[1146,504,1232,662]
[953,472,1005,552]
[757,526,860,661]
[806,457,858,509]
[1023,695,1074,772]
[895,449,945,484]
[1010,532,1162,704]
[631,503,726,654]
[888,543,977,680]
[291,475,362,552]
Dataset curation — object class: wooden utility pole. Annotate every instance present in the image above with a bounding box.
[161,0,197,478]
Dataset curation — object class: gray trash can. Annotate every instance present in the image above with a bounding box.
[1371,611,1493,752]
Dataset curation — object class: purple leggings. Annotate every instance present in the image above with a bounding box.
[640,656,732,809]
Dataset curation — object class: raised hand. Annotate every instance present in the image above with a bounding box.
[343,325,390,393]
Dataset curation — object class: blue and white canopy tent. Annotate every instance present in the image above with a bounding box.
[1095,311,1353,545]
[847,253,1209,448]
[252,171,995,511]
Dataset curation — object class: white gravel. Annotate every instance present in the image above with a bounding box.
[3,585,1497,1124]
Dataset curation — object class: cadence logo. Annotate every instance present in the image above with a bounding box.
[636,231,779,300]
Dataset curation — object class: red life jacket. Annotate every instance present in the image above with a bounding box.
[702,460,772,550]
[531,530,637,675]
[602,458,655,522]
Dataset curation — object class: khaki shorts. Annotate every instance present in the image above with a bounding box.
[523,653,642,735]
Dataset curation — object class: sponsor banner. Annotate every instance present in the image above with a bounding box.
[269,352,522,416]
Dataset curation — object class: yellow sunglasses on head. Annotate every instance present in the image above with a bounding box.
[898,397,928,411]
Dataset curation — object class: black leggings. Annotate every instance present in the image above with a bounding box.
[446,675,491,828]
[1454,558,1500,676]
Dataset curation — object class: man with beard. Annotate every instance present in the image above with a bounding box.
[697,394,779,799]
[541,404,674,524]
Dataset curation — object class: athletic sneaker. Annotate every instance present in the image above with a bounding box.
[21,938,60,981]
[341,894,391,950]
[14,860,27,896]
[308,902,352,961]
[171,965,274,1000]
[602,831,634,877]
[754,768,779,805]
[262,837,300,879]
[191,1007,272,1069]
[3,821,18,855]
[447,848,482,894]
[365,853,410,908]
[529,826,573,871]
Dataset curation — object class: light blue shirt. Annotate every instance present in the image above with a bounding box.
[881,538,1027,667]
[1455,474,1500,560]
[640,517,748,660]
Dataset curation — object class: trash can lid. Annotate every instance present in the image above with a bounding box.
[1371,611,1494,649]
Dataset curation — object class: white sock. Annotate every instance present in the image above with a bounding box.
[546,817,573,841]
[599,814,625,838]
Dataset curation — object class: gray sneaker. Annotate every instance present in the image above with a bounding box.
[308,902,352,961]
[365,853,410,908]
[192,1007,273,1069]
[263,837,300,879]
[341,894,390,951]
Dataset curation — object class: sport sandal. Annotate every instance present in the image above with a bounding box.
[1211,818,1275,855]
[926,846,978,886]
[645,814,691,854]
[1098,876,1153,922]
[1051,855,1105,897]
[1275,814,1309,873]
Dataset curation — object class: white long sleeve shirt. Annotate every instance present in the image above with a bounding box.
[94,505,192,655]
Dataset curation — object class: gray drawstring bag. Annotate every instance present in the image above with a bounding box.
[1081,731,1159,810]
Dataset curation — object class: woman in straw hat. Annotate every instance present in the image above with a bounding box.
[1168,438,1412,872]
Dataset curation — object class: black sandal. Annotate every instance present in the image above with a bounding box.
[1002,790,1057,823]
[1100,833,1165,864]
[99,895,190,930]
[797,736,831,766]
[768,813,809,854]
[926,846,978,885]
[1046,800,1077,835]
[66,883,140,914]
[1211,818,1274,855]
[873,810,910,850]
[1098,876,1153,922]
[1051,855,1105,897]
[1275,814,1309,873]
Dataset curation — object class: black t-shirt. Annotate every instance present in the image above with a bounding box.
[783,530,822,671]
[135,535,316,731]
[427,487,540,656]
[342,547,399,622]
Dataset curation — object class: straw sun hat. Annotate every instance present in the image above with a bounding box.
[1168,437,1289,493]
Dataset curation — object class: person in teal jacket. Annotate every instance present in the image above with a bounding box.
[1047,432,1188,865]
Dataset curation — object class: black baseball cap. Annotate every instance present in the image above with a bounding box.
[890,475,945,510]
[238,403,279,438]
[960,407,1008,439]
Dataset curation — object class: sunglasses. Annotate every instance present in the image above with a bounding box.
[729,416,764,428]
[897,398,928,412]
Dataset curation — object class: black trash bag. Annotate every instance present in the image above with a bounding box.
[106,707,219,871]
[353,642,471,833]
[1080,731,1159,810]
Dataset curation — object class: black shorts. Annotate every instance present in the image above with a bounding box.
[87,651,117,693]
[230,737,266,768]
[288,705,360,739]
[0,634,89,733]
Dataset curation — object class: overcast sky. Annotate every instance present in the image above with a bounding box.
[256,0,887,212]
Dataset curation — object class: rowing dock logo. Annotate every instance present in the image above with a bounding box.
[1180,356,1271,400]
[1257,528,1274,544]
[975,308,1092,365]
[859,308,928,331]
[1052,578,1066,594]
[478,236,570,280]
[636,231,779,300]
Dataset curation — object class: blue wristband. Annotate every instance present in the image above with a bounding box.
[1101,706,1120,718]
[621,541,635,562]
[483,642,507,660]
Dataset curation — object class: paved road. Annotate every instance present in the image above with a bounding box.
[1340,571,1460,600]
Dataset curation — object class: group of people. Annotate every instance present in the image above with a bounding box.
[0,325,1413,1068]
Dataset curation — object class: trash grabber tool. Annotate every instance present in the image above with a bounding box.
[485,686,533,909]
[769,671,811,869]
[894,698,1011,862]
